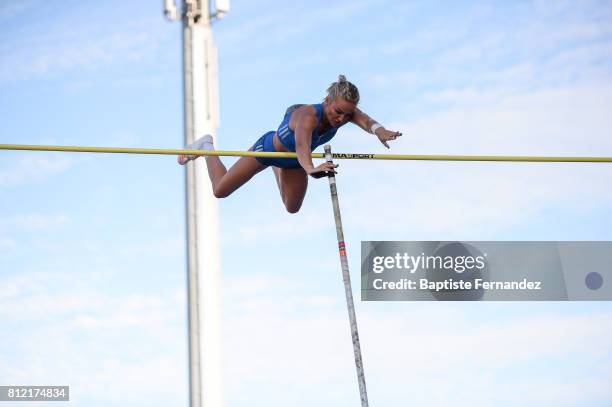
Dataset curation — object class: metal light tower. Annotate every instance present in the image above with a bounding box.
[164,1,229,406]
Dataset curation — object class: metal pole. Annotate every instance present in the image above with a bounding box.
[324,145,369,407]
[181,2,223,407]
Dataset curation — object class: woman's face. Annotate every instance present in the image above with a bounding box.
[325,97,357,127]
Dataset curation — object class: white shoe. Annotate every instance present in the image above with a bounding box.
[178,135,215,165]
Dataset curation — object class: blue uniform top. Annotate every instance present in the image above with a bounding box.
[276,103,339,151]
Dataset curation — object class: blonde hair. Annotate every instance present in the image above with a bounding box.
[326,74,360,104]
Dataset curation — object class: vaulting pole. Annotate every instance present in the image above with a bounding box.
[324,145,369,407]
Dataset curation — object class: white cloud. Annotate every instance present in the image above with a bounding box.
[0,270,188,406]
[230,207,330,245]
[0,236,16,250]
[0,1,34,21]
[403,84,612,155]
[0,14,170,84]
[216,0,375,52]
[0,212,70,229]
[116,235,184,258]
[360,309,612,406]
[0,154,76,187]
[370,1,612,97]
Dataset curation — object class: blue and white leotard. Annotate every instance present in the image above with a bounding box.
[252,103,339,169]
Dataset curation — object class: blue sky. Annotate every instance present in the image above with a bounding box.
[1,0,612,406]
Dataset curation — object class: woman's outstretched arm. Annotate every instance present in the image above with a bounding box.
[351,107,402,148]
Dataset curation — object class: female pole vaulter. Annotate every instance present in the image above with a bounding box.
[178,75,402,213]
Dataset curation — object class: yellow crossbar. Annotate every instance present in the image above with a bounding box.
[1,143,612,163]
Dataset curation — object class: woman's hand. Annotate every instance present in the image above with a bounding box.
[376,129,402,149]
[307,162,339,178]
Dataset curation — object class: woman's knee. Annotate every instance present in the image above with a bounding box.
[284,202,302,213]
[213,185,232,199]
[282,196,304,213]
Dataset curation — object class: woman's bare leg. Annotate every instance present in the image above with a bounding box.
[205,155,266,198]
[272,166,308,213]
